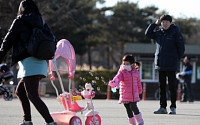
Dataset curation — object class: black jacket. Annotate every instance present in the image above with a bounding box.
[0,13,43,66]
[183,62,192,83]
[145,23,185,71]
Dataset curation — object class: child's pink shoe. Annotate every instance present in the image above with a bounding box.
[135,112,144,125]
[128,117,136,125]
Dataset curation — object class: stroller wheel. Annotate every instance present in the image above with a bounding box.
[69,116,82,125]
[85,114,101,125]
[4,92,13,101]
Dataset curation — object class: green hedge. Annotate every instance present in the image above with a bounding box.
[43,70,119,98]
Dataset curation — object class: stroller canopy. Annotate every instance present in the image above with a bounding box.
[49,39,76,78]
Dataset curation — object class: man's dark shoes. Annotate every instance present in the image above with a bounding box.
[169,107,176,115]
[180,100,187,102]
[154,107,168,114]
[189,99,194,103]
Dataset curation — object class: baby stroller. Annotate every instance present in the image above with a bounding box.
[49,39,101,125]
[0,64,14,101]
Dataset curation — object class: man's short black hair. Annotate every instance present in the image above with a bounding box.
[160,14,172,22]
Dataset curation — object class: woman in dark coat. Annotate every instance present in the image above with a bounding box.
[0,0,56,124]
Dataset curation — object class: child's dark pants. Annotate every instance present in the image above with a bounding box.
[124,102,140,118]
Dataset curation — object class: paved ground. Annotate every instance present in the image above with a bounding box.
[0,97,200,125]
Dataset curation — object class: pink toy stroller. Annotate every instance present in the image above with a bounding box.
[49,39,101,125]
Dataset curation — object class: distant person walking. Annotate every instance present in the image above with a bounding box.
[0,0,56,125]
[145,14,185,114]
[109,55,144,125]
[178,56,194,102]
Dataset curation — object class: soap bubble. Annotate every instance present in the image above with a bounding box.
[92,80,96,84]
[82,78,86,81]
[89,71,94,76]
[95,77,99,80]
[97,87,100,91]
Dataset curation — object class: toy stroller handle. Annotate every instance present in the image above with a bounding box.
[50,58,74,110]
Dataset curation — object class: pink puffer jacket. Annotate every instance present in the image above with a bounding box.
[112,66,142,103]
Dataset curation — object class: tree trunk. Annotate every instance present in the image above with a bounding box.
[107,46,110,69]
[79,55,83,68]
[88,46,92,70]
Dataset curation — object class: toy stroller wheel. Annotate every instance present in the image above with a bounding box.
[85,114,101,125]
[69,116,82,125]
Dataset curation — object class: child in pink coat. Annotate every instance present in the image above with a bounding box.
[109,55,144,125]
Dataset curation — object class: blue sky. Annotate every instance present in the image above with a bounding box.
[97,0,200,19]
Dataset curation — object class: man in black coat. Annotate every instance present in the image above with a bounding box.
[145,14,185,114]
